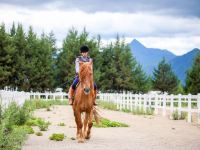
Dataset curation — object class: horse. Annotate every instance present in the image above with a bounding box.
[72,61,99,143]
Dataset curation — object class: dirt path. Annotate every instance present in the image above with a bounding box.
[22,105,200,150]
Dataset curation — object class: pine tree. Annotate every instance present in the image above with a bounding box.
[185,54,200,94]
[26,26,40,91]
[98,36,150,93]
[10,22,16,37]
[0,23,15,88]
[152,58,179,94]
[98,43,117,91]
[132,65,152,93]
[12,24,28,91]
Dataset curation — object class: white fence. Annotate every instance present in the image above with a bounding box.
[0,90,68,106]
[0,90,30,106]
[99,93,200,124]
[1,90,200,124]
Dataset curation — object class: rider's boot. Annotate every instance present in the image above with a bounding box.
[68,86,75,105]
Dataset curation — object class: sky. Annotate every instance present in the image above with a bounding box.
[0,0,200,55]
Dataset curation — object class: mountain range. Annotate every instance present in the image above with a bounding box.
[129,39,200,84]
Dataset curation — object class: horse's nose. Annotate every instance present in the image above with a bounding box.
[84,87,90,94]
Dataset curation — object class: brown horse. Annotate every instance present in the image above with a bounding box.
[72,61,99,143]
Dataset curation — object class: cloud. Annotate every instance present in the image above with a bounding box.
[0,0,200,18]
[0,3,200,55]
[134,36,200,55]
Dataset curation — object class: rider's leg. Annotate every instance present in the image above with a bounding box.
[68,76,79,105]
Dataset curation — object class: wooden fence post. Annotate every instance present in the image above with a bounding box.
[154,94,158,115]
[188,94,192,123]
[198,93,200,124]
[130,93,133,111]
[178,94,181,118]
[143,94,147,112]
[116,93,119,110]
[170,94,174,119]
[162,94,166,116]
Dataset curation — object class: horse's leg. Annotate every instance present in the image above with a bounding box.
[74,110,84,143]
[83,112,89,139]
[85,110,93,139]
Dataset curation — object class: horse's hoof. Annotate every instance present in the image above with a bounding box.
[85,135,91,139]
[78,139,84,143]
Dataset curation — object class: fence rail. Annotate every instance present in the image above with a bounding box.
[1,90,200,124]
[99,92,200,124]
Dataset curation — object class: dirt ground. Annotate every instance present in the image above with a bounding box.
[22,105,200,150]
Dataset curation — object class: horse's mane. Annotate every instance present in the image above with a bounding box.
[79,62,93,80]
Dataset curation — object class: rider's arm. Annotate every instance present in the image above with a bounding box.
[75,58,79,74]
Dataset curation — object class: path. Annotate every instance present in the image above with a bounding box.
[22,105,200,150]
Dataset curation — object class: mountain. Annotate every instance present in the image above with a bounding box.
[129,39,176,75]
[129,39,200,85]
[169,48,200,84]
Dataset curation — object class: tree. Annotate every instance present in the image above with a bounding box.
[10,22,16,37]
[185,54,200,94]
[31,32,55,92]
[11,24,28,91]
[132,65,152,93]
[152,58,179,94]
[0,23,15,88]
[98,36,150,93]
[98,43,117,91]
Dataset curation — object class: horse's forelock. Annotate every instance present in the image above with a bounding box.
[79,63,93,79]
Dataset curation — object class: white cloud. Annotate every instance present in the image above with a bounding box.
[0,4,200,55]
[133,36,200,55]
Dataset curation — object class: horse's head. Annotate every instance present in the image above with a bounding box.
[79,61,93,95]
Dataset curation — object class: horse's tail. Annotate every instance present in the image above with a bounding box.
[93,106,100,124]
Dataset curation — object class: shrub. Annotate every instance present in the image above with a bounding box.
[0,124,27,150]
[132,107,154,115]
[172,110,187,120]
[97,100,118,111]
[25,118,38,126]
[58,122,65,126]
[49,133,65,141]
[46,107,51,111]
[23,126,34,134]
[37,118,50,131]
[3,101,30,127]
[23,99,68,110]
[93,118,129,128]
[35,132,43,136]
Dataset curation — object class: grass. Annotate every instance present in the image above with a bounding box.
[58,122,65,126]
[35,132,43,136]
[37,118,50,131]
[172,110,187,120]
[93,118,129,128]
[23,126,35,134]
[46,107,51,111]
[97,100,118,111]
[167,102,197,109]
[0,101,31,150]
[23,99,68,111]
[49,133,65,141]
[25,117,51,131]
[0,98,65,150]
[97,100,154,115]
